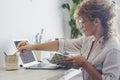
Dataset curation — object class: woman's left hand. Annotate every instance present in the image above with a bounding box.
[64,55,87,68]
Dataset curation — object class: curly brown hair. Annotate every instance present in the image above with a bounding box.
[75,0,118,43]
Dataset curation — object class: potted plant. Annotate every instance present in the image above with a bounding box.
[62,0,83,38]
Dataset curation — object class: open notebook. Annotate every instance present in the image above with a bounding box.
[13,39,59,70]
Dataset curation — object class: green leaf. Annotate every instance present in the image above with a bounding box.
[70,3,77,18]
[72,0,83,5]
[69,19,76,28]
[61,3,70,11]
[71,27,80,38]
[72,0,79,4]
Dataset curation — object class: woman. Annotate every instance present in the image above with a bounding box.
[17,0,120,80]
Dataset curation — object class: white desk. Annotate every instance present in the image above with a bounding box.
[0,68,83,80]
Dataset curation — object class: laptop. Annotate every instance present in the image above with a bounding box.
[12,39,60,70]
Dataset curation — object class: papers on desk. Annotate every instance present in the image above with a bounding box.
[47,68,82,80]
[48,53,79,69]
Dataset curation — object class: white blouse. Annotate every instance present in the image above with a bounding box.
[58,36,120,80]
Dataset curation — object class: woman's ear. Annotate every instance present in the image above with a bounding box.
[93,18,101,26]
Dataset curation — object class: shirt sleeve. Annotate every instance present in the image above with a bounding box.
[58,36,85,54]
[102,48,120,80]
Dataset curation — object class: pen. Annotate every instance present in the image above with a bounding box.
[13,50,19,55]
[3,51,8,56]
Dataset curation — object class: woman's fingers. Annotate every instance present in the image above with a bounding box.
[17,41,27,49]
[18,46,27,53]
[64,56,86,67]
[63,57,74,62]
[17,41,28,53]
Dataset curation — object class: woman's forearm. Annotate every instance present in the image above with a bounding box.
[83,61,102,80]
[32,40,59,51]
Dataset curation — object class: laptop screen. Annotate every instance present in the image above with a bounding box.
[14,40,36,64]
[19,51,36,64]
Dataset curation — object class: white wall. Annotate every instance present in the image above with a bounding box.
[0,0,64,68]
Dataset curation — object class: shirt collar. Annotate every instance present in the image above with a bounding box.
[90,36,104,44]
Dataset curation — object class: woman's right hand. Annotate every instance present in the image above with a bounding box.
[17,41,33,53]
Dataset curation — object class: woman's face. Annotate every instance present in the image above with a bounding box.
[78,15,97,36]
